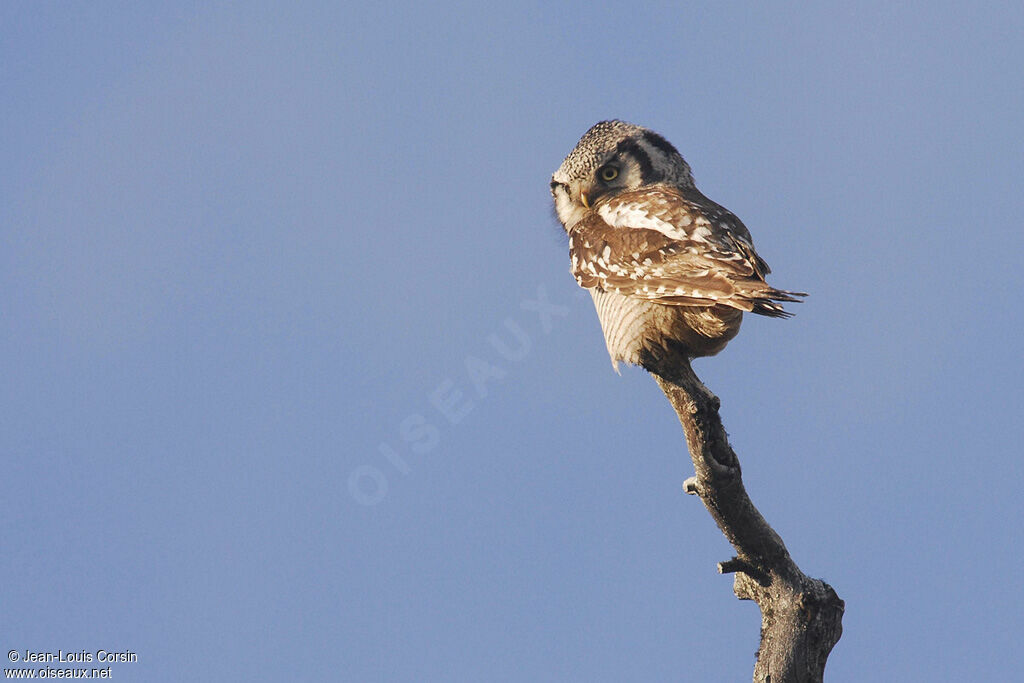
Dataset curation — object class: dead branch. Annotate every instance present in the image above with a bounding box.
[652,361,844,682]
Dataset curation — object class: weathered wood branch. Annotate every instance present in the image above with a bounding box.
[651,361,843,683]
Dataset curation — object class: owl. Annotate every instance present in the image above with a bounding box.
[551,120,804,371]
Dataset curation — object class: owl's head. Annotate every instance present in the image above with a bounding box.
[550,120,695,229]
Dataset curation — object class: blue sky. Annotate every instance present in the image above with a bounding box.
[2,2,1022,681]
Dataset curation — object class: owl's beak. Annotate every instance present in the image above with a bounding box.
[579,190,591,208]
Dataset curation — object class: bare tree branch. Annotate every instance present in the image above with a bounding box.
[651,360,844,683]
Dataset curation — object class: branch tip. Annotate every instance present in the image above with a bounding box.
[682,476,700,495]
[717,557,771,587]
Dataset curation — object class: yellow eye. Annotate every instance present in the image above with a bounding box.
[599,166,619,182]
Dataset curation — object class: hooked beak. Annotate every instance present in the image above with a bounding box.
[550,177,593,210]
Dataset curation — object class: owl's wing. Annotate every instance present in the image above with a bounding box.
[568,188,805,317]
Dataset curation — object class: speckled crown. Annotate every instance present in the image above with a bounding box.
[555,120,647,179]
[553,120,692,188]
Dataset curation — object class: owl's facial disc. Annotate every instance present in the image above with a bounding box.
[550,175,589,231]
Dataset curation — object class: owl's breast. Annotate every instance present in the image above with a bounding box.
[588,289,742,370]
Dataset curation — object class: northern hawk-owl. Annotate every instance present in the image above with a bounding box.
[551,120,804,371]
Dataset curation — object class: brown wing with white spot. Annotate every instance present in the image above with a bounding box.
[568,188,805,317]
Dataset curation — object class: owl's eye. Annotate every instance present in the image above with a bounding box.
[599,166,619,182]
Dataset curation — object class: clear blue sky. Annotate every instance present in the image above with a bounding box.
[3,2,1022,681]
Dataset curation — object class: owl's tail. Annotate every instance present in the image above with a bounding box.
[747,287,807,318]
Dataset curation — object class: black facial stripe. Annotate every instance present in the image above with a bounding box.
[641,131,680,159]
[613,138,654,180]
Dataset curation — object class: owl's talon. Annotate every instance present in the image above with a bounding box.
[683,476,700,495]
